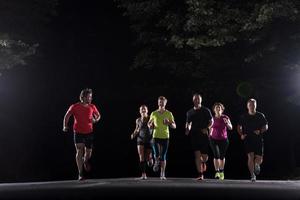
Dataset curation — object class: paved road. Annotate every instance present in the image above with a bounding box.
[0,178,299,199]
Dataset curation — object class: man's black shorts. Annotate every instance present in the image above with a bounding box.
[190,132,210,154]
[244,134,264,156]
[74,133,94,149]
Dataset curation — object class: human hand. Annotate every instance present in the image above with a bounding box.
[148,122,155,129]
[241,134,247,140]
[92,118,98,124]
[163,118,170,125]
[63,126,69,132]
[254,130,260,135]
[223,118,229,124]
[201,128,208,135]
[185,129,190,136]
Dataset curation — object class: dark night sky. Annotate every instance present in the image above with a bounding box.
[0,1,299,182]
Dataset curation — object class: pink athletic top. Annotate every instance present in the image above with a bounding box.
[210,115,230,140]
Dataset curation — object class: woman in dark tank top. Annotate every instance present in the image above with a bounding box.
[136,117,152,143]
[131,105,153,180]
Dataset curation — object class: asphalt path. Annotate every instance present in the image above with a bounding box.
[0,178,299,199]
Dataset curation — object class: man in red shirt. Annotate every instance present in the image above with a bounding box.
[63,88,101,180]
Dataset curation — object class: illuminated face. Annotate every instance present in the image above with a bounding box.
[83,93,92,104]
[158,99,167,107]
[247,100,256,112]
[193,95,202,107]
[214,105,223,114]
[139,106,148,115]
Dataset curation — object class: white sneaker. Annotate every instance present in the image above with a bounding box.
[160,176,166,180]
[251,174,256,182]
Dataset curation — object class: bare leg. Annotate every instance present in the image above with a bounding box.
[137,145,145,162]
[194,151,202,173]
[75,143,85,179]
[84,147,92,163]
[213,158,220,171]
[247,152,255,176]
[137,145,146,178]
[220,158,225,170]
[195,151,208,179]
[160,160,166,178]
[145,148,153,166]
[200,154,208,172]
[254,155,263,165]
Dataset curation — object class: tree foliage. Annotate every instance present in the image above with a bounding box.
[0,0,58,71]
[117,0,300,81]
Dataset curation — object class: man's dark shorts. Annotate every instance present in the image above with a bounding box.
[244,134,264,156]
[191,132,210,154]
[74,133,94,149]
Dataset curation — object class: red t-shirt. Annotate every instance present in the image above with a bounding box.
[68,103,100,134]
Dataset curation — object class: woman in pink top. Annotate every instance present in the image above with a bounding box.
[209,102,232,180]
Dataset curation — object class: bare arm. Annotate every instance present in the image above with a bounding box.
[148,118,155,129]
[201,118,213,135]
[163,118,176,129]
[261,124,268,133]
[185,122,191,135]
[224,118,233,130]
[92,106,101,123]
[208,118,213,129]
[63,110,72,132]
[237,125,247,140]
[131,119,140,139]
[169,119,176,129]
[254,124,268,135]
[93,111,101,123]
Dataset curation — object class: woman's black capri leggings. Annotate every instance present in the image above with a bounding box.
[209,138,229,160]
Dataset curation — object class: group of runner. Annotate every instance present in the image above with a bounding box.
[131,94,268,182]
[63,89,268,182]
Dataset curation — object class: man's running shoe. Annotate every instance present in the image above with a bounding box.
[140,175,147,180]
[196,175,204,181]
[78,173,85,181]
[251,174,256,182]
[254,163,261,175]
[160,176,166,180]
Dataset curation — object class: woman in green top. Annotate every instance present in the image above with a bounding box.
[148,96,176,180]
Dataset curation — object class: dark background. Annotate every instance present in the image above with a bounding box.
[0,1,299,183]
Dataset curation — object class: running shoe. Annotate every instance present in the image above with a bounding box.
[219,172,224,180]
[251,174,256,182]
[78,174,85,181]
[160,176,166,180]
[215,172,220,179]
[196,175,204,181]
[140,175,147,180]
